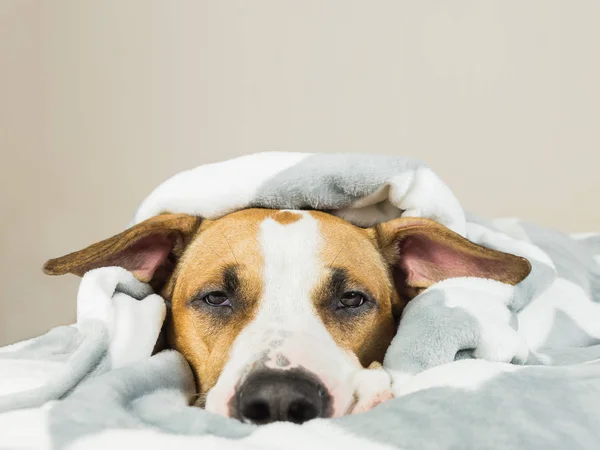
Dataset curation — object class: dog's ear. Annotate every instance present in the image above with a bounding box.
[43,214,202,289]
[373,217,531,299]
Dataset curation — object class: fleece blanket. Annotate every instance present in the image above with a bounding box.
[2,152,600,449]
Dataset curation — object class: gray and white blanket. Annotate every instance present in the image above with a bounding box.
[2,152,600,449]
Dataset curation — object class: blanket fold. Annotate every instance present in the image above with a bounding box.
[2,152,600,449]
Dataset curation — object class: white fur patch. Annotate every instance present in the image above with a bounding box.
[259,210,324,323]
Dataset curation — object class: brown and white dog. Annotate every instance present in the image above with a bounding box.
[43,209,530,424]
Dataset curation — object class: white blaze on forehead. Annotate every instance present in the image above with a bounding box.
[256,211,361,412]
[259,211,322,319]
[255,212,353,376]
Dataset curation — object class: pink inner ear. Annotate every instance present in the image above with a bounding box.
[121,234,173,282]
[399,234,496,286]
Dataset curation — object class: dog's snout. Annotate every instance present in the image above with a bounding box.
[232,369,332,425]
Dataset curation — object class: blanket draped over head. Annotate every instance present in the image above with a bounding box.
[2,153,600,449]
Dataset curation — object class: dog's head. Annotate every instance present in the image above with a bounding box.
[44,209,530,423]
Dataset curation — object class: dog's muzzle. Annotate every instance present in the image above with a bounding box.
[230,368,333,424]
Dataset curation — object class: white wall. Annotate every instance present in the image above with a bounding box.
[1,0,599,345]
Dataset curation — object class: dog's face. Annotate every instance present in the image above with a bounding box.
[167,209,401,421]
[44,208,530,424]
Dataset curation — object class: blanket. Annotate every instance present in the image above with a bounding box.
[2,152,600,449]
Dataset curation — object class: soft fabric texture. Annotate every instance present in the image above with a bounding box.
[2,152,600,449]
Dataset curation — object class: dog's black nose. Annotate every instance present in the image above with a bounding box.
[233,369,331,425]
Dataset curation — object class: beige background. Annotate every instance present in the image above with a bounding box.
[1,1,599,346]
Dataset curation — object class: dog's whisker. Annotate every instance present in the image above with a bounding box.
[195,239,228,266]
[190,391,208,408]
[219,229,239,265]
[328,243,347,269]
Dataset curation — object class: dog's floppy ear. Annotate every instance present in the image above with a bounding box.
[43,214,201,289]
[373,217,531,299]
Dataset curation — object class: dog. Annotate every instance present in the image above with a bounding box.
[43,208,530,424]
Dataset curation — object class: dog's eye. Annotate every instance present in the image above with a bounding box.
[338,291,367,308]
[203,291,231,307]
